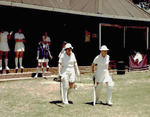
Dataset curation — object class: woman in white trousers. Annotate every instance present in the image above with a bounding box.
[58,43,80,104]
[91,45,114,106]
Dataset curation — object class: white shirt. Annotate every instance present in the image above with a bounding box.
[14,33,25,40]
[45,36,51,42]
[93,54,109,70]
[133,52,143,64]
[0,31,9,43]
[59,51,77,73]
[93,54,112,82]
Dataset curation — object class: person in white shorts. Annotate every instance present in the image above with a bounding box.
[0,29,13,73]
[14,29,25,73]
[58,43,80,104]
[91,45,114,106]
[34,35,52,78]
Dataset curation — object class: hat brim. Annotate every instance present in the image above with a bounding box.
[65,47,73,50]
[100,49,109,51]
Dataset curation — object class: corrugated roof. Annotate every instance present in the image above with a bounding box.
[0,0,150,21]
[100,0,150,18]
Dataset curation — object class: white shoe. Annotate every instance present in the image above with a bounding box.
[34,74,38,78]
[47,65,50,68]
[6,66,10,70]
[43,75,47,79]
[0,67,2,70]
[15,67,18,73]
[74,85,78,90]
[63,102,69,105]
[20,66,24,69]
[106,101,113,106]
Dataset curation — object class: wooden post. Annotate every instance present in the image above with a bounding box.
[123,26,126,48]
[146,27,149,50]
[99,23,102,49]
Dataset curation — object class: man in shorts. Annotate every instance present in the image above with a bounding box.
[34,35,52,78]
[14,28,25,73]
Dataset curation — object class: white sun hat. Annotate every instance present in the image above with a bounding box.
[65,43,73,50]
[100,45,109,51]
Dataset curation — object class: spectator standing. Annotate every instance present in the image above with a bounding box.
[14,28,25,73]
[0,29,13,73]
[34,35,52,78]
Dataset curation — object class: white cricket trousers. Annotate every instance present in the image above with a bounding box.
[96,82,114,103]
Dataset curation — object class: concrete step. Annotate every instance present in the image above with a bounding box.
[0,66,119,80]
[0,66,92,79]
[0,67,58,80]
[0,66,133,82]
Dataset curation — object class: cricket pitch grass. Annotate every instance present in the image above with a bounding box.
[0,71,150,117]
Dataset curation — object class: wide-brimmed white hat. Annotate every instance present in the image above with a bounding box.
[100,45,109,51]
[65,43,73,50]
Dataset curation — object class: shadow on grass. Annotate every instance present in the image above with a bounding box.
[85,102,93,106]
[49,100,63,107]
[85,102,110,106]
[49,100,73,107]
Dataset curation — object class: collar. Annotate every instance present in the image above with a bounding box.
[100,53,107,59]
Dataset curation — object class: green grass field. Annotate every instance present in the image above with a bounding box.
[0,71,150,117]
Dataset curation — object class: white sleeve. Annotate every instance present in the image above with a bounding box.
[21,34,25,39]
[93,55,99,64]
[58,54,64,63]
[105,55,110,65]
[0,34,1,41]
[58,48,64,58]
[72,53,77,62]
[4,31,8,36]
[58,54,63,75]
[46,37,51,42]
[14,33,18,39]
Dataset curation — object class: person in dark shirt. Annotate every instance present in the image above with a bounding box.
[34,35,52,78]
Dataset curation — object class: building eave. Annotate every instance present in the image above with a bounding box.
[0,1,150,22]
